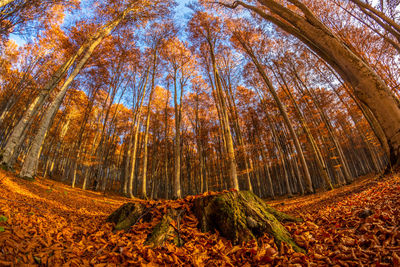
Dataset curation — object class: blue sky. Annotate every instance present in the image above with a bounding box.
[175,0,194,23]
[10,0,197,47]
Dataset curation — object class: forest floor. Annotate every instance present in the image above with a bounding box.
[0,170,399,266]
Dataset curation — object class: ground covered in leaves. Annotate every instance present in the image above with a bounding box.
[0,170,399,266]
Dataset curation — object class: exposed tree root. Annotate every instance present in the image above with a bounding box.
[108,191,304,252]
[192,191,305,253]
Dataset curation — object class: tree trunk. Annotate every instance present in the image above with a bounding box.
[192,190,304,252]
[209,46,239,190]
[18,29,109,179]
[1,2,140,169]
[234,34,314,193]
[221,74,253,191]
[273,65,333,190]
[141,51,158,199]
[224,0,400,169]
[127,69,150,198]
[108,191,304,252]
[107,202,151,231]
[172,69,182,199]
[349,0,400,45]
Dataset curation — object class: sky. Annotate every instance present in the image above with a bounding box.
[10,0,197,47]
[175,0,194,23]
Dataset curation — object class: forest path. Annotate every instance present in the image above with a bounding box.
[0,170,399,266]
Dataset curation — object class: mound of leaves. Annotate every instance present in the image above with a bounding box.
[0,170,399,266]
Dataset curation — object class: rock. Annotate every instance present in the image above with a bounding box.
[144,212,183,247]
[107,202,151,231]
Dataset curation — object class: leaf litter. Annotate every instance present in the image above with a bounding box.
[0,169,399,266]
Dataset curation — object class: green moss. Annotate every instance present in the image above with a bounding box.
[145,215,173,247]
[238,191,305,253]
[269,219,305,253]
[239,191,302,222]
[21,176,35,182]
[107,203,146,231]
[0,163,14,172]
[193,190,305,253]
[115,214,136,231]
[264,205,302,222]
[0,164,8,171]
[212,192,254,243]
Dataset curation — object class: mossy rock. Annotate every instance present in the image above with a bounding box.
[144,212,183,247]
[107,202,151,231]
[192,190,305,253]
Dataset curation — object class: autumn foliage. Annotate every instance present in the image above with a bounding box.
[1,170,399,265]
[0,0,400,265]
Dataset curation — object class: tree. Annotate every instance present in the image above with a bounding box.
[161,37,197,198]
[189,11,239,190]
[0,0,79,38]
[140,21,175,199]
[214,0,400,169]
[229,21,314,193]
[16,0,171,179]
[348,0,400,52]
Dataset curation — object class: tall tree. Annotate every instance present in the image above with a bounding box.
[230,23,314,193]
[161,37,197,198]
[17,0,170,179]
[215,0,400,169]
[189,11,239,190]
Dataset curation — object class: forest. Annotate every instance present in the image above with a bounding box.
[0,0,399,265]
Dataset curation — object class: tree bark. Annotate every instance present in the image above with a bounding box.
[193,190,304,252]
[273,64,333,190]
[235,34,314,193]
[107,202,151,231]
[108,191,304,252]
[141,50,158,199]
[209,42,239,190]
[1,2,141,169]
[172,68,184,199]
[349,0,400,45]
[222,0,400,169]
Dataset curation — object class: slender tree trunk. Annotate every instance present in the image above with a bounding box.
[128,114,143,198]
[208,42,239,190]
[127,68,150,198]
[273,65,333,190]
[141,104,151,199]
[221,76,253,191]
[349,0,400,45]
[163,92,170,199]
[225,0,400,169]
[236,36,313,193]
[141,51,158,199]
[266,112,293,196]
[173,69,183,199]
[2,3,140,169]
[18,30,113,179]
[292,70,353,184]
